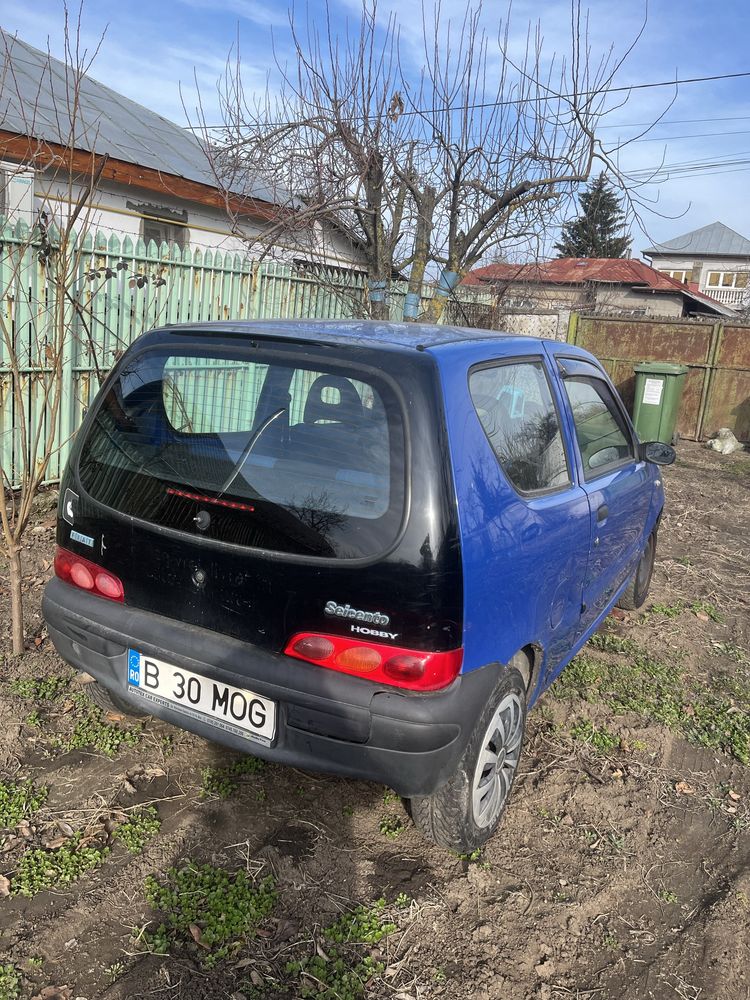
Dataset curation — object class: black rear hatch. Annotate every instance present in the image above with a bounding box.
[61,328,462,655]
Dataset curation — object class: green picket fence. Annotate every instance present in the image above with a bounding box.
[0,218,493,488]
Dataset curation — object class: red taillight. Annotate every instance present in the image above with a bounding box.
[54,547,124,603]
[285,632,462,691]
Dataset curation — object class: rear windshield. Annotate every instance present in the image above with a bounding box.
[78,346,406,558]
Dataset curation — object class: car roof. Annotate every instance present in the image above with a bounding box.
[157,319,549,355]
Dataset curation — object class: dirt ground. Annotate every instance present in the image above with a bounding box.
[1,440,749,1000]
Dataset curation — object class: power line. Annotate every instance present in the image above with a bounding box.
[183,68,750,132]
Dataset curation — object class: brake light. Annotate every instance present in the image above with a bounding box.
[284,632,463,691]
[54,547,124,602]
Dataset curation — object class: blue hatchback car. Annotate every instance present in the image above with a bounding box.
[43,321,674,850]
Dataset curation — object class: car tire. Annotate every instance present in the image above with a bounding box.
[86,679,148,719]
[407,660,527,853]
[616,531,656,611]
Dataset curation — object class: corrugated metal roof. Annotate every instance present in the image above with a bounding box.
[0,29,276,204]
[643,222,750,258]
[461,257,734,315]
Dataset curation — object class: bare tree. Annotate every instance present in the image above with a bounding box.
[0,12,169,654]
[200,0,653,322]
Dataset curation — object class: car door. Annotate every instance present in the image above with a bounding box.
[466,356,591,678]
[550,352,651,634]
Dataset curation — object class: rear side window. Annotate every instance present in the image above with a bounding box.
[562,377,634,478]
[78,347,405,559]
[469,360,570,493]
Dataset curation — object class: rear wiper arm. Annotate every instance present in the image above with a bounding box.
[217,407,287,498]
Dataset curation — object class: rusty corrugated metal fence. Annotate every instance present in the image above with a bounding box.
[567,313,750,442]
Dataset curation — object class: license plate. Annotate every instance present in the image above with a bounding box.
[127,650,276,745]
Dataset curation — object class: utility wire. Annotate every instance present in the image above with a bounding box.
[184,69,750,131]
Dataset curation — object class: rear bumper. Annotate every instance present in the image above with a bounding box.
[42,578,496,796]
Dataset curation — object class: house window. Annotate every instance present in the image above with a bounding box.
[706,271,749,289]
[126,200,188,250]
[659,269,690,283]
[142,217,187,249]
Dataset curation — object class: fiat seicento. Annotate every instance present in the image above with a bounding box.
[43,321,674,850]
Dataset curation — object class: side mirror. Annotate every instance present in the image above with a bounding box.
[642,441,676,466]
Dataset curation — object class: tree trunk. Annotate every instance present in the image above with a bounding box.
[9,545,24,655]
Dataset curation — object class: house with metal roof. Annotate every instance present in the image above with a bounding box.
[461,257,734,319]
[643,222,750,311]
[0,29,360,266]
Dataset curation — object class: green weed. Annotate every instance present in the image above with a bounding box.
[286,900,396,1000]
[658,889,679,904]
[555,648,750,764]
[570,719,620,753]
[200,755,265,799]
[690,600,725,623]
[647,601,684,619]
[0,963,20,1000]
[378,815,404,839]
[11,838,110,897]
[106,961,126,983]
[325,899,396,945]
[10,675,71,700]
[57,704,142,757]
[395,892,411,909]
[0,779,48,828]
[139,862,276,967]
[113,806,161,853]
[589,632,636,654]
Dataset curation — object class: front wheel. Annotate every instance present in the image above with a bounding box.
[616,531,656,611]
[407,662,527,852]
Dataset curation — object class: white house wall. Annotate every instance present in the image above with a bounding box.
[28,168,365,268]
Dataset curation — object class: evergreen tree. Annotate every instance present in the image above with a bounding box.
[554,173,632,258]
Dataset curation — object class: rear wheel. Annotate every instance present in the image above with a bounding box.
[407,660,527,852]
[616,531,656,611]
[85,679,148,719]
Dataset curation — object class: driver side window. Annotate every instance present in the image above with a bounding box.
[469,360,571,494]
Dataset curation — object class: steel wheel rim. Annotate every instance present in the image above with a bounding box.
[472,691,524,829]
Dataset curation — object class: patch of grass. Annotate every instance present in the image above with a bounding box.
[139,862,276,967]
[10,675,71,700]
[11,838,110,897]
[113,807,161,853]
[690,600,725,623]
[286,900,396,1000]
[658,889,679,904]
[56,702,143,758]
[378,814,404,839]
[647,601,684,619]
[570,719,620,753]
[710,641,748,664]
[555,647,750,765]
[0,963,20,1000]
[325,899,396,945]
[25,958,43,969]
[12,678,142,758]
[200,755,265,799]
[0,779,48,829]
[589,632,636,654]
[455,847,483,862]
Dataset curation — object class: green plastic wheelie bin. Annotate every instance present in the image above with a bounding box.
[632,361,689,445]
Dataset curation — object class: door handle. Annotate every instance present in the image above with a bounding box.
[597,505,609,523]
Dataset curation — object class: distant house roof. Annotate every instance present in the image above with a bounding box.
[0,29,277,216]
[462,257,735,316]
[643,222,750,259]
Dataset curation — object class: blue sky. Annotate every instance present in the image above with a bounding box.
[4,0,750,259]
